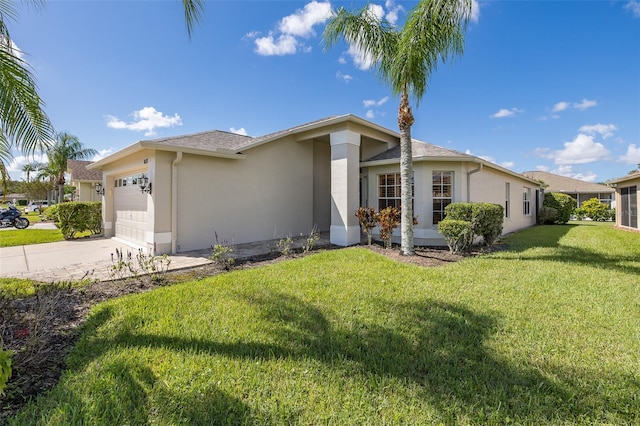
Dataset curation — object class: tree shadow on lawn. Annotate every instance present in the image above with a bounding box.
[501,224,640,276]
[31,292,637,424]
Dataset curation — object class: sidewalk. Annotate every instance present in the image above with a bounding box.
[0,228,331,283]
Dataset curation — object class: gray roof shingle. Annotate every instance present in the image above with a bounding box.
[522,171,614,193]
[364,140,474,162]
[67,160,103,181]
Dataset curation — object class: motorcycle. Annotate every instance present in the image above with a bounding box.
[0,205,30,229]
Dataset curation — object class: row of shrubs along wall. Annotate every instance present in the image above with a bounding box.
[45,202,102,240]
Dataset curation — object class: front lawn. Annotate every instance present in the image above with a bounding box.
[8,223,640,425]
[0,229,64,247]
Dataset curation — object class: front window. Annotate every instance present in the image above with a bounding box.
[378,173,413,210]
[433,171,453,224]
[523,187,531,215]
[505,182,511,218]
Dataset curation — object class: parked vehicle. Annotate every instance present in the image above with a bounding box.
[25,200,50,213]
[0,205,30,229]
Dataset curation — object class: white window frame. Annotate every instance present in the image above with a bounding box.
[433,171,454,225]
[523,187,531,216]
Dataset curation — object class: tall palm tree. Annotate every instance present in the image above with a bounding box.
[324,0,471,256]
[0,0,55,162]
[21,161,36,182]
[49,132,97,203]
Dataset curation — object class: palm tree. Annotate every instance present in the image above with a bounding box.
[21,162,36,182]
[48,132,97,203]
[0,0,55,163]
[324,0,471,255]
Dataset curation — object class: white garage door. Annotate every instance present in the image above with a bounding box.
[114,183,147,247]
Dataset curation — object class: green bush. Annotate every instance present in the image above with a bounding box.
[57,202,102,239]
[580,198,611,221]
[573,207,586,221]
[437,219,473,253]
[44,204,60,222]
[538,206,558,224]
[543,192,576,224]
[444,202,504,247]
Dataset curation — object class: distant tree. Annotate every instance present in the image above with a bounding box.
[19,179,52,203]
[628,163,640,175]
[48,132,97,203]
[324,0,472,255]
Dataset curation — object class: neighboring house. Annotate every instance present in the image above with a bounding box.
[67,160,103,202]
[89,115,541,254]
[522,170,615,208]
[607,172,639,231]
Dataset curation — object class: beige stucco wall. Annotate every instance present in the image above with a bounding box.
[364,161,539,246]
[74,181,101,202]
[173,136,320,252]
[614,176,639,229]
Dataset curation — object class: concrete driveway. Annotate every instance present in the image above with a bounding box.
[0,224,212,282]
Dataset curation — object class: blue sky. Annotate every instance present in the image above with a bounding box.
[7,0,640,183]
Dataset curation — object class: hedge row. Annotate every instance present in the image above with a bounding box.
[51,202,102,239]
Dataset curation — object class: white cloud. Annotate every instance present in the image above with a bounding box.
[230,127,248,136]
[625,0,640,18]
[278,1,332,38]
[490,107,523,118]
[253,1,330,56]
[500,161,515,169]
[464,149,513,169]
[469,0,481,23]
[552,101,570,112]
[336,71,353,83]
[578,123,617,139]
[347,43,375,70]
[363,96,389,108]
[619,144,640,164]
[92,149,113,161]
[254,34,298,56]
[550,165,598,183]
[536,165,550,172]
[573,98,597,111]
[384,0,405,25]
[106,107,182,137]
[6,153,48,181]
[537,133,610,165]
[365,110,375,119]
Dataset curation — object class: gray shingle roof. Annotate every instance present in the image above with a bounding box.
[522,171,614,193]
[67,160,102,181]
[364,140,474,162]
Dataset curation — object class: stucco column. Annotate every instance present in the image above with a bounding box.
[330,130,361,246]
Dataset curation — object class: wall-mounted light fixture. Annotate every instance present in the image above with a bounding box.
[138,174,152,194]
[95,182,105,195]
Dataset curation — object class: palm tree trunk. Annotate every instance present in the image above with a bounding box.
[398,92,415,256]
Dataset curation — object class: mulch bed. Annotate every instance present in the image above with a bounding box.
[0,243,491,421]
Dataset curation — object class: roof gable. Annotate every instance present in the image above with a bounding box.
[363,140,474,162]
[67,160,103,181]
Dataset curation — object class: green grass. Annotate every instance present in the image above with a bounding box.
[8,223,640,425]
[0,278,41,298]
[0,229,64,247]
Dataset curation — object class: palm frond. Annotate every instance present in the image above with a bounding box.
[182,0,205,39]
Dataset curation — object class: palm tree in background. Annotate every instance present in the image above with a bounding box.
[324,0,471,255]
[49,132,97,203]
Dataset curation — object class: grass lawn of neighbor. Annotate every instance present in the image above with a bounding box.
[4,222,640,425]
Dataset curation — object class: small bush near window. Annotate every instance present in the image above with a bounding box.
[538,206,558,224]
[543,193,576,224]
[444,202,504,247]
[56,202,102,239]
[580,198,611,221]
[375,206,401,249]
[355,207,377,246]
[438,219,473,254]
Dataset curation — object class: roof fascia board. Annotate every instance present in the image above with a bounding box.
[141,142,246,160]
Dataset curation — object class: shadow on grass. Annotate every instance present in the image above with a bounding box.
[25,291,636,424]
[500,224,640,276]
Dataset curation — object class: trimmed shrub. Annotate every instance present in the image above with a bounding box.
[0,348,11,396]
[44,204,60,223]
[57,202,102,239]
[438,219,473,254]
[444,202,504,247]
[543,192,576,224]
[580,198,611,221]
[538,206,558,225]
